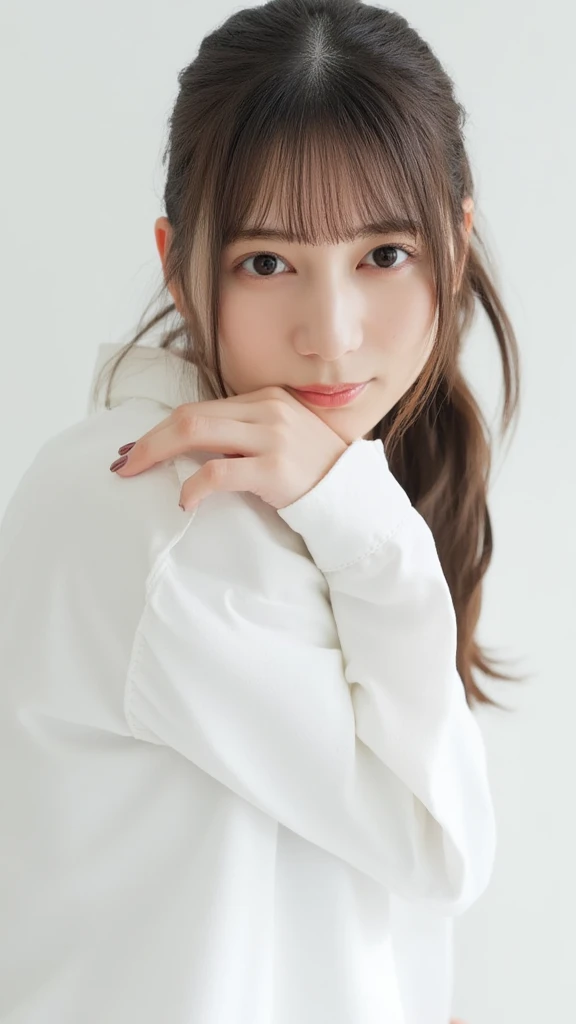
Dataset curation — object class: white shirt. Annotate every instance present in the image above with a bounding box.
[0,342,496,1024]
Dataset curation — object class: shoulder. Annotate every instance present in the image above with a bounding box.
[0,401,206,630]
[2,397,326,608]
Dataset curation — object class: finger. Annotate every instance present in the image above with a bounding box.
[114,384,286,454]
[179,455,261,510]
[110,383,296,476]
[113,415,262,477]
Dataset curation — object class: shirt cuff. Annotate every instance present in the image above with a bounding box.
[276,438,413,572]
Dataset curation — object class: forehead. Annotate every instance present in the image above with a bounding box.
[222,129,422,248]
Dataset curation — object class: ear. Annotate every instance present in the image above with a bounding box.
[453,197,475,294]
[462,196,474,239]
[154,216,184,315]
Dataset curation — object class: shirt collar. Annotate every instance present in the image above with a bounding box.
[87,342,201,416]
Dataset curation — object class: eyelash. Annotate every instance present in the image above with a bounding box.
[233,243,418,278]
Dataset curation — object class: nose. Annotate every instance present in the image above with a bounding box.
[292,276,364,360]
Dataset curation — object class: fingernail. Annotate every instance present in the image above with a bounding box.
[117,441,136,456]
[110,455,128,472]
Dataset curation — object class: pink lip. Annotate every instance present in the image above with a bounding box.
[288,382,370,408]
[291,382,369,394]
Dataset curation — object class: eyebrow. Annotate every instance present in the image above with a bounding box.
[227,217,420,244]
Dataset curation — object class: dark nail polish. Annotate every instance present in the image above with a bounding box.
[110,455,128,472]
[117,441,136,456]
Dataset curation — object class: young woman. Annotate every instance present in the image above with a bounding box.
[0,1,521,1022]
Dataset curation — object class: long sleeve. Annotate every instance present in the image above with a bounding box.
[126,438,496,914]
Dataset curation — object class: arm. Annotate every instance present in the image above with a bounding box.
[126,439,495,913]
[277,438,496,913]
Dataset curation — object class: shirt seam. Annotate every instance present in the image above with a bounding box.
[123,460,202,741]
[320,508,414,575]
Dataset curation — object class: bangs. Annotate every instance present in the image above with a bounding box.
[220,107,426,250]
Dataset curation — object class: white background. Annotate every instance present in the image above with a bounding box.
[1,2,575,1020]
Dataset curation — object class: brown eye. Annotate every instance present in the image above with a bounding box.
[363,245,412,270]
[240,253,288,277]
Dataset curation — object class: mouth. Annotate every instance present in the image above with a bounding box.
[287,381,371,408]
[290,381,370,394]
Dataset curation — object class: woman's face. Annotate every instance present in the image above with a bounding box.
[217,205,437,444]
[156,200,472,444]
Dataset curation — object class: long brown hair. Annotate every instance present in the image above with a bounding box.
[94,0,523,707]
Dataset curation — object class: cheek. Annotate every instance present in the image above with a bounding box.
[373,273,437,405]
[219,286,256,358]
[218,282,282,384]
[372,272,436,358]
[219,278,279,341]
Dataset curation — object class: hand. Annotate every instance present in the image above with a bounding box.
[110,385,349,511]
